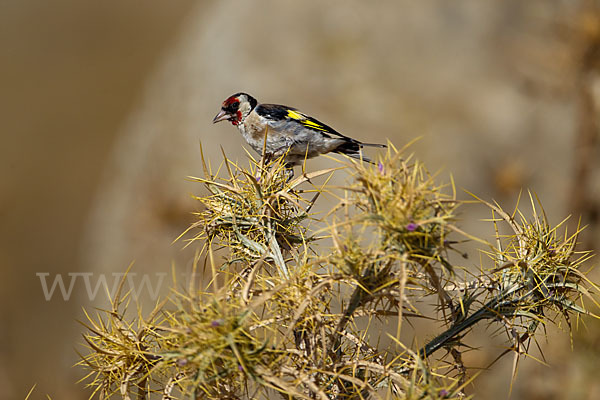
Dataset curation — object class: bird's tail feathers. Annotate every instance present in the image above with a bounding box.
[344,152,374,164]
[334,140,380,164]
[359,142,387,148]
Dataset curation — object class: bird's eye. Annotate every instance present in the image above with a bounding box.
[230,101,240,109]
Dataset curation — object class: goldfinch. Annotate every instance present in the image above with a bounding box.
[213,92,386,167]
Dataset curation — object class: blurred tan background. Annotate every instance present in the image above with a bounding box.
[1,1,599,399]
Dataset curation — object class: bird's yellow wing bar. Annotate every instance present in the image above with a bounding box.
[286,109,331,132]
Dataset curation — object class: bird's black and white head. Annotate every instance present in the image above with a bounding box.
[212,92,258,126]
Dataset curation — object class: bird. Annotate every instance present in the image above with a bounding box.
[212,92,386,168]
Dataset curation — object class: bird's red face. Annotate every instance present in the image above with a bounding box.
[213,95,242,125]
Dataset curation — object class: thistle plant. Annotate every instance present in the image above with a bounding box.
[79,143,599,399]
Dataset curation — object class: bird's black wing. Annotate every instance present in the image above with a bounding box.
[255,104,349,139]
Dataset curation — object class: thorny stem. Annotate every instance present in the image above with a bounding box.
[417,282,529,359]
[418,300,493,359]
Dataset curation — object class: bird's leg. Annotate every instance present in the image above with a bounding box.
[261,152,274,166]
[284,163,295,182]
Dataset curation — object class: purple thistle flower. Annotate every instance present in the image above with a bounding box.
[238,364,244,372]
[176,358,188,367]
[406,222,418,232]
[439,389,449,397]
[378,162,384,174]
[211,319,224,327]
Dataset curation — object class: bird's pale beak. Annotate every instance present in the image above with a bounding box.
[212,109,230,123]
